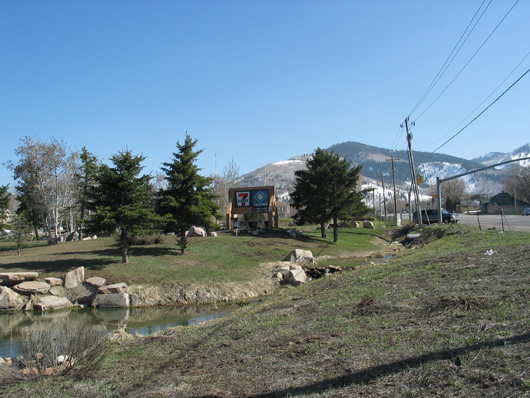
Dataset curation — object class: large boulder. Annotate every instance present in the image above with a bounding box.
[187,226,206,237]
[284,249,315,265]
[98,282,127,294]
[284,269,309,287]
[44,277,63,286]
[86,276,106,288]
[49,286,67,296]
[67,231,79,242]
[34,296,73,311]
[94,293,130,308]
[0,286,27,310]
[67,282,98,306]
[363,220,375,229]
[288,229,303,238]
[64,267,85,289]
[0,272,39,286]
[13,281,50,295]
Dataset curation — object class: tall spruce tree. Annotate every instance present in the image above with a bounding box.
[8,213,32,255]
[15,184,43,240]
[0,185,10,231]
[77,147,99,239]
[290,148,368,242]
[87,150,160,263]
[158,134,219,254]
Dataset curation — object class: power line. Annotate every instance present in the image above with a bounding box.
[408,0,491,117]
[417,50,530,151]
[413,0,520,121]
[390,125,404,152]
[430,66,530,155]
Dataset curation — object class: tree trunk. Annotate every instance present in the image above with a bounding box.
[121,234,129,263]
[333,216,339,243]
[42,213,52,245]
[179,228,187,254]
[320,222,327,238]
[121,245,128,263]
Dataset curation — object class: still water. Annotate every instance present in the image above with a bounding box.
[0,303,239,359]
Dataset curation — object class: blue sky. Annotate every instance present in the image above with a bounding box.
[1,0,529,187]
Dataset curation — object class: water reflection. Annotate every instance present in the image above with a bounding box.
[0,303,238,359]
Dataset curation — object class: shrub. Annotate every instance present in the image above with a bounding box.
[129,233,164,245]
[20,316,107,375]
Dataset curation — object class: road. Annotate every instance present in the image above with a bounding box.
[391,213,530,232]
[457,213,530,233]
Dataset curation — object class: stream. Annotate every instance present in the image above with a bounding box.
[1,256,396,360]
[0,303,240,359]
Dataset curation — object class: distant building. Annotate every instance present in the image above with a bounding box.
[485,192,529,215]
[457,194,489,214]
[275,200,294,219]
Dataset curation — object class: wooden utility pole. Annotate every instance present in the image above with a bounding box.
[405,117,422,227]
[384,155,401,226]
[391,156,399,226]
[381,173,387,218]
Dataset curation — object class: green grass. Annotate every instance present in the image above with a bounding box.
[6,224,529,396]
[0,226,387,286]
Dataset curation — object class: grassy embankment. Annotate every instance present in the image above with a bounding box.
[0,223,389,286]
[3,224,530,397]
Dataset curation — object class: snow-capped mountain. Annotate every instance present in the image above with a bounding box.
[472,143,530,168]
[237,141,530,201]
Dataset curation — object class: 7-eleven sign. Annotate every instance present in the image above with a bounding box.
[236,191,250,207]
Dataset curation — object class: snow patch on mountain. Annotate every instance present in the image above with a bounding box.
[418,162,467,184]
[473,143,530,168]
[271,159,306,167]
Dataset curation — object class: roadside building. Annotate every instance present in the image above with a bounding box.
[485,192,530,215]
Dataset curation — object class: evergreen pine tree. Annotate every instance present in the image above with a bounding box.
[87,150,160,263]
[77,147,99,239]
[9,213,32,255]
[291,148,368,242]
[0,185,10,231]
[158,134,219,254]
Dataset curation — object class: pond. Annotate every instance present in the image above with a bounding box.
[0,303,241,359]
[1,256,395,360]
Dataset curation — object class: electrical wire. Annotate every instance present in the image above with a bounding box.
[408,0,491,117]
[430,66,530,155]
[390,125,404,152]
[417,50,530,151]
[413,0,520,122]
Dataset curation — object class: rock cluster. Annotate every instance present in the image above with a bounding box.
[304,265,342,279]
[0,267,130,312]
[283,249,315,265]
[275,249,343,286]
[0,353,75,377]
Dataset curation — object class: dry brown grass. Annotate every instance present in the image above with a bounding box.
[2,227,530,397]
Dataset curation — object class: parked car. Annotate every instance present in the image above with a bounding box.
[413,209,460,224]
[522,208,530,216]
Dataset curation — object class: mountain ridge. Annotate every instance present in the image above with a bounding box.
[237,141,530,201]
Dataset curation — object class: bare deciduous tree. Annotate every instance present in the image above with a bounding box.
[503,164,530,205]
[210,159,240,222]
[441,178,467,212]
[7,137,79,244]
